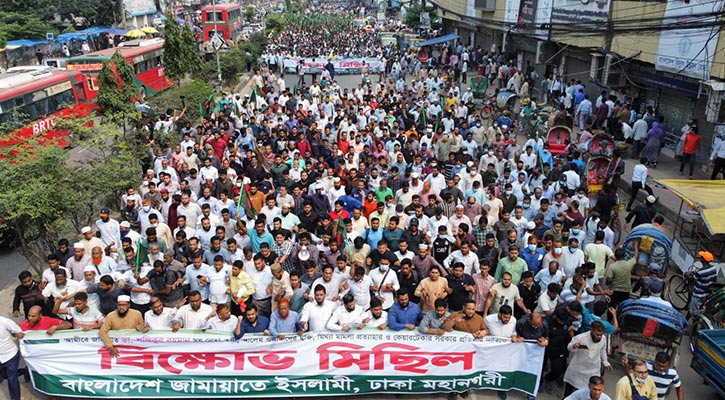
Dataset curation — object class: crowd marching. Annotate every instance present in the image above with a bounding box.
[0,11,700,400]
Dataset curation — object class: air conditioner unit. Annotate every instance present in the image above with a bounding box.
[475,0,496,12]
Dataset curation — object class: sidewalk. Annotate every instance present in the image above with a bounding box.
[617,149,706,227]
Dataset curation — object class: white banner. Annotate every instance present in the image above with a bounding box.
[551,0,610,24]
[282,58,381,75]
[21,330,544,397]
[655,0,725,80]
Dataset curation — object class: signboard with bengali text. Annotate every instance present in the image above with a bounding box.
[21,330,544,398]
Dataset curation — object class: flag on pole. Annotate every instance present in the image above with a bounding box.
[420,105,427,126]
[336,216,348,251]
[236,184,256,220]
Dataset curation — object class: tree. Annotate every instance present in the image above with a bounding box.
[96,52,138,127]
[0,145,78,274]
[0,12,56,42]
[244,6,256,23]
[404,4,441,31]
[147,79,213,127]
[266,14,285,35]
[164,14,201,83]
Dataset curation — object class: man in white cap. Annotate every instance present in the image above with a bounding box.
[66,243,91,282]
[120,221,141,252]
[624,195,657,229]
[409,172,423,195]
[99,295,146,356]
[327,177,346,205]
[79,226,104,256]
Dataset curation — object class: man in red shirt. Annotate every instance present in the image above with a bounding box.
[680,126,701,179]
[19,305,72,335]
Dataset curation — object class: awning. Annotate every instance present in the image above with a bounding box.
[658,179,725,234]
[417,33,460,47]
[6,39,47,47]
[55,32,90,43]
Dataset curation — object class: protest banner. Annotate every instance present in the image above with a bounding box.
[282,58,381,75]
[21,330,544,398]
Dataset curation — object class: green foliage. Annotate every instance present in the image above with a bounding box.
[147,79,213,126]
[0,12,56,41]
[164,14,202,82]
[404,5,441,31]
[266,14,285,35]
[181,25,201,74]
[96,52,138,126]
[200,32,267,88]
[244,6,256,23]
[62,25,76,34]
[0,145,77,273]
[56,0,117,26]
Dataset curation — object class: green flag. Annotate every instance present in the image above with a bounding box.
[336,216,348,251]
[420,105,427,126]
[237,184,256,220]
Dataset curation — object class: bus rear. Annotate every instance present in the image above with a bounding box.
[0,69,91,150]
[202,3,243,42]
[66,38,171,101]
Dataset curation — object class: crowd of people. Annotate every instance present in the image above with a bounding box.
[1,31,702,400]
[268,13,378,59]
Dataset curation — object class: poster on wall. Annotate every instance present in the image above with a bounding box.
[516,0,552,39]
[551,0,610,24]
[655,0,725,80]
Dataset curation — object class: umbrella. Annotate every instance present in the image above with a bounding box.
[141,27,159,34]
[125,29,146,37]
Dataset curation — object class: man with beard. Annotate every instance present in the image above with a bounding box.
[13,271,45,319]
[84,275,129,316]
[443,299,488,338]
[19,305,72,334]
[563,321,611,396]
[327,294,365,331]
[269,298,302,339]
[300,285,335,332]
[144,297,179,331]
[202,303,238,333]
[99,295,146,357]
[361,297,388,329]
[419,298,450,335]
[66,242,92,282]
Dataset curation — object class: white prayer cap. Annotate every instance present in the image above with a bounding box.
[83,265,96,273]
[117,295,131,303]
[81,226,92,234]
[73,242,85,249]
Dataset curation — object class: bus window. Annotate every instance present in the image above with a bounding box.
[73,82,87,103]
[206,11,222,22]
[87,78,99,92]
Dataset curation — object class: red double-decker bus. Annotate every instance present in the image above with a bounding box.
[0,69,92,149]
[202,3,243,42]
[65,38,172,101]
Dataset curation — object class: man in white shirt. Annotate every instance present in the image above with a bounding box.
[347,267,372,309]
[484,304,517,338]
[535,283,561,316]
[42,269,82,320]
[144,297,178,330]
[361,298,388,329]
[300,284,336,332]
[443,241,479,275]
[201,303,238,333]
[326,294,365,331]
[369,258,400,310]
[174,290,214,329]
[249,254,274,317]
[95,208,121,255]
[0,316,24,400]
[312,265,346,303]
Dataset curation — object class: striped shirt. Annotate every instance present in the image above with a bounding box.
[693,262,718,298]
[646,362,681,400]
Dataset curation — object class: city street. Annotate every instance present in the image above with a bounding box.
[0,184,715,399]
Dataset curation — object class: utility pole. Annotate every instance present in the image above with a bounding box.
[213,0,222,91]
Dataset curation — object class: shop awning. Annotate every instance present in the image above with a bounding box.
[658,179,725,234]
[417,33,459,47]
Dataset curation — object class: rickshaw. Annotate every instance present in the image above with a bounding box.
[623,223,673,274]
[586,133,615,193]
[617,298,687,367]
[547,125,572,155]
[495,91,517,110]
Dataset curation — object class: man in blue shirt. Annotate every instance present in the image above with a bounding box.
[388,288,422,331]
[234,304,270,339]
[520,236,545,273]
[268,298,301,339]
